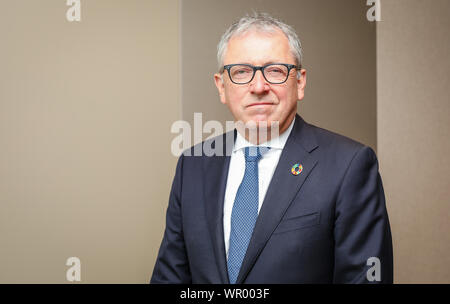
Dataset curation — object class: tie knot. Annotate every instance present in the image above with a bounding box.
[244,146,269,162]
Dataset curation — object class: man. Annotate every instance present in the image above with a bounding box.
[151,13,393,284]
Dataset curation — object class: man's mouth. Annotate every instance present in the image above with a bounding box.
[247,102,274,107]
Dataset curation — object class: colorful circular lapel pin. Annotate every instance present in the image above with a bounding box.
[291,163,303,176]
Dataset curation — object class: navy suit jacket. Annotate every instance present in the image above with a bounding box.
[151,115,393,283]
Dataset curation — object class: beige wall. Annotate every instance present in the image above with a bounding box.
[0,0,179,283]
[181,0,377,150]
[377,0,450,283]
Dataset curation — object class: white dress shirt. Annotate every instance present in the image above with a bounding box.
[223,117,295,257]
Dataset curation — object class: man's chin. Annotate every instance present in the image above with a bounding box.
[234,118,281,141]
[238,118,280,128]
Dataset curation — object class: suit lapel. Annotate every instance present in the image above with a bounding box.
[203,131,234,284]
[236,115,319,283]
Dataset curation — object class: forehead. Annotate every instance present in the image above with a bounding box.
[224,29,295,65]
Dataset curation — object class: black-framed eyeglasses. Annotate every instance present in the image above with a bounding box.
[222,63,301,84]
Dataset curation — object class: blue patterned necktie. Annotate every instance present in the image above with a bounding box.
[227,146,267,284]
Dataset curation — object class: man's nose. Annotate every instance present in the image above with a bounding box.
[249,70,269,94]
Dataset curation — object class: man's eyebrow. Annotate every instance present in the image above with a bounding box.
[231,61,279,66]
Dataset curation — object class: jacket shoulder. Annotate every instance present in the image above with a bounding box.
[180,130,235,158]
[305,121,369,154]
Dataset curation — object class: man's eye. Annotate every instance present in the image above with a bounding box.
[235,69,251,74]
[267,68,283,74]
[231,68,252,78]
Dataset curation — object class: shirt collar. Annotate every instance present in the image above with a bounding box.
[233,116,296,152]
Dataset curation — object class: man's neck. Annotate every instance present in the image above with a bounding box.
[237,116,295,145]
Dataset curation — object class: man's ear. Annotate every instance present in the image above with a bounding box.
[214,73,227,105]
[296,69,307,101]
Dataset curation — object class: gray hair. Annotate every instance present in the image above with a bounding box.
[217,12,303,72]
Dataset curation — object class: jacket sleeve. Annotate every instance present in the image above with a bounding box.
[150,155,191,283]
[333,146,393,283]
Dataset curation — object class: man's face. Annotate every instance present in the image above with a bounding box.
[214,29,306,135]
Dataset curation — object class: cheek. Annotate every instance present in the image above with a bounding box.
[272,87,290,105]
[273,87,298,112]
[285,83,300,102]
[225,88,246,107]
